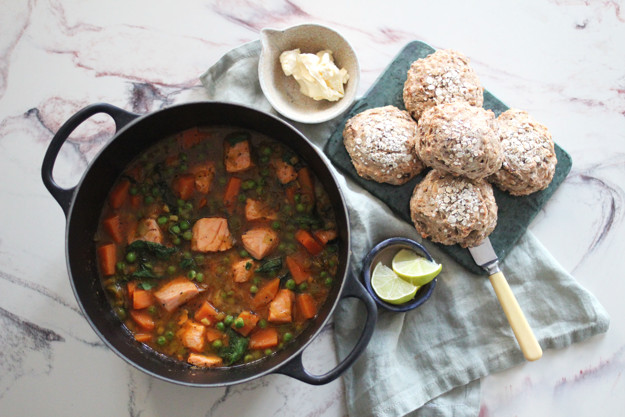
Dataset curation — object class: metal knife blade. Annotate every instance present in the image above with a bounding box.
[468,238,500,275]
[468,237,543,361]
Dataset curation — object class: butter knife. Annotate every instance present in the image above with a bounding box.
[469,238,543,361]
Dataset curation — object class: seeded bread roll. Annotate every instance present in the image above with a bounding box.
[403,49,484,121]
[410,169,498,248]
[416,101,503,180]
[489,109,557,196]
[343,105,425,185]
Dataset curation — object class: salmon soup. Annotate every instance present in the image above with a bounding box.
[95,127,338,367]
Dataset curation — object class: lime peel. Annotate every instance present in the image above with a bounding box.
[391,249,442,286]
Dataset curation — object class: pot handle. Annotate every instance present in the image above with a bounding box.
[275,270,378,385]
[41,103,140,217]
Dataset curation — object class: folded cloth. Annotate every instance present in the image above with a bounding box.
[200,40,610,417]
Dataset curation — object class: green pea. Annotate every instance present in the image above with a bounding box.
[144,196,155,204]
[187,270,197,279]
[252,276,261,285]
[157,216,168,225]
[250,285,258,294]
[271,221,281,230]
[283,332,293,342]
[116,262,126,271]
[147,305,157,315]
[114,307,127,321]
[328,259,337,267]
[255,186,263,196]
[125,252,137,263]
[212,339,223,349]
[173,237,181,245]
[224,315,234,326]
[278,243,286,251]
[182,230,192,241]
[320,271,328,279]
[156,336,167,346]
[179,163,188,172]
[244,354,254,363]
[234,317,245,328]
[296,203,305,212]
[264,348,273,356]
[258,319,267,329]
[216,322,225,331]
[285,279,296,290]
[129,187,138,196]
[262,146,272,156]
[241,180,256,190]
[294,194,301,204]
[179,220,190,230]
[183,251,192,259]
[324,278,333,286]
[239,249,249,258]
[237,194,246,203]
[185,202,193,210]
[177,199,186,207]
[165,330,175,340]
[298,282,308,291]
[170,225,181,234]
[195,273,204,282]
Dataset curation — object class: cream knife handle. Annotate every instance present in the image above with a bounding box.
[489,271,543,361]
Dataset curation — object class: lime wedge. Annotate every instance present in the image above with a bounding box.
[391,249,442,286]
[371,263,418,305]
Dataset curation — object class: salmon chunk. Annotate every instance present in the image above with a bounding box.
[187,353,223,368]
[224,139,253,173]
[232,259,255,283]
[268,289,295,323]
[191,162,215,194]
[132,218,163,244]
[180,321,206,352]
[271,158,297,184]
[153,277,199,312]
[245,199,278,222]
[241,227,279,260]
[191,218,234,252]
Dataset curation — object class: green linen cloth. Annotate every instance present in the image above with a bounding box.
[200,40,610,417]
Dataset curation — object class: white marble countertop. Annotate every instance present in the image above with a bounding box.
[1,1,624,416]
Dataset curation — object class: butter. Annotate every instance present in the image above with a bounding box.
[279,49,349,101]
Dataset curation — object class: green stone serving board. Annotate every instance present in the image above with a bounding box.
[324,40,572,275]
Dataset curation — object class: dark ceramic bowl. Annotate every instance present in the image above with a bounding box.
[362,237,437,312]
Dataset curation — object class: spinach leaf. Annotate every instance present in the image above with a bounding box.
[127,240,177,260]
[219,329,249,365]
[180,257,197,270]
[138,281,156,290]
[255,257,282,274]
[225,131,250,146]
[131,263,158,279]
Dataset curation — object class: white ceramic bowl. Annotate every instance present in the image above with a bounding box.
[258,24,360,124]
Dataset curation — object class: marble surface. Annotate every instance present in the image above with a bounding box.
[1,1,623,416]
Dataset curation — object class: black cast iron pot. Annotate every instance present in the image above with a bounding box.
[41,102,377,386]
